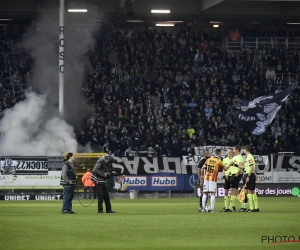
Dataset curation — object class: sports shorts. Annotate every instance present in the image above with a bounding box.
[203,180,217,193]
[245,173,256,190]
[224,177,230,190]
[229,174,242,189]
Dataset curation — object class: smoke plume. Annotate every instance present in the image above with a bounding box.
[0,92,77,156]
[0,3,101,156]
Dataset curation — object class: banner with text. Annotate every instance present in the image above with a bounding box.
[112,155,270,177]
[272,155,300,183]
[194,183,299,197]
[194,145,245,156]
[0,194,62,200]
[113,173,185,191]
[113,156,197,175]
[0,171,62,190]
[0,156,48,175]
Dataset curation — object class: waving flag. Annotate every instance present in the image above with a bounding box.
[238,185,247,203]
[233,87,293,135]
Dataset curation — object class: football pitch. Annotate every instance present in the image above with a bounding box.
[0,197,299,250]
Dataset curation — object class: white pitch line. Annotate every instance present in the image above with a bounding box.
[138,212,172,214]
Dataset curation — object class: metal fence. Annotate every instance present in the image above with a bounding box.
[226,37,300,52]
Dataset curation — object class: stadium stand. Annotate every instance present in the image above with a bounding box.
[1,23,300,156]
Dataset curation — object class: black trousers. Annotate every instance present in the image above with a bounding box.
[93,186,97,199]
[96,184,111,212]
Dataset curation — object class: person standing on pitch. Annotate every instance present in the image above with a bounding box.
[91,156,117,214]
[82,169,95,199]
[197,150,210,212]
[240,145,260,212]
[226,145,244,212]
[200,149,224,213]
[60,152,76,214]
[221,148,234,212]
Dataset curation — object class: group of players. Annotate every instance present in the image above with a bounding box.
[197,145,260,213]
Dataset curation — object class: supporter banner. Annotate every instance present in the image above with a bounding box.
[272,155,300,183]
[114,156,197,175]
[194,183,299,197]
[194,145,244,156]
[0,157,48,175]
[0,171,62,190]
[0,194,62,200]
[233,86,293,135]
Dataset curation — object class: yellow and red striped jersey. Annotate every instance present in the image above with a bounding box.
[204,157,224,182]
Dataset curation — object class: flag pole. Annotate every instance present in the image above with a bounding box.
[59,0,65,118]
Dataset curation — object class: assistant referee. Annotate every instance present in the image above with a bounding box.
[241,145,260,212]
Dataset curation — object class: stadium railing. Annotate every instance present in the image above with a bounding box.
[225,37,300,52]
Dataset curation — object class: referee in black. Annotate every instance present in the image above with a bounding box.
[197,150,210,212]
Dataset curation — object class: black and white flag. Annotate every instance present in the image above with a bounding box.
[233,87,293,135]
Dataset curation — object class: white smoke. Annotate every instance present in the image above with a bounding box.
[0,92,77,156]
[0,4,102,156]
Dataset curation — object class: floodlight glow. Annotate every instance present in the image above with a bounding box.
[156,24,174,27]
[68,9,88,12]
[151,10,171,14]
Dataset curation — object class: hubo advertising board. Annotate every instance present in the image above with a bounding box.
[113,173,185,191]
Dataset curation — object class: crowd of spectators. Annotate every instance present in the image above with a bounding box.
[1,23,300,156]
[0,25,30,118]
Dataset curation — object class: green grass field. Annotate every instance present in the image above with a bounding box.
[0,197,299,250]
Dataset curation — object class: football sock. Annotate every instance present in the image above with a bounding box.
[210,196,216,210]
[202,194,207,209]
[230,195,237,209]
[252,193,258,209]
[224,196,229,209]
[247,194,254,210]
[200,195,203,208]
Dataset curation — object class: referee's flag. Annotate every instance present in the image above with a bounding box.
[233,86,293,135]
[238,185,247,203]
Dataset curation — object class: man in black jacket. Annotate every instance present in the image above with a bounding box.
[91,156,118,213]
